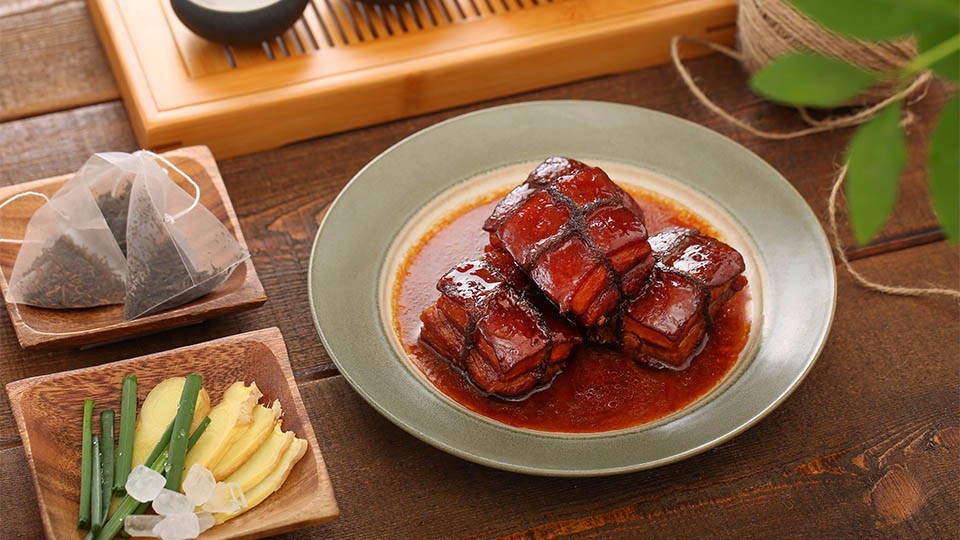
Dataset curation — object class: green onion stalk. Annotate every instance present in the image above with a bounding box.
[113,375,138,493]
[99,409,115,526]
[78,399,95,529]
[95,376,207,540]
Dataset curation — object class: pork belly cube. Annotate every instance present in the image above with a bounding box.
[547,160,620,206]
[529,235,621,327]
[621,268,710,370]
[466,293,580,397]
[493,190,570,268]
[529,294,582,365]
[483,157,654,326]
[483,157,586,233]
[585,205,655,296]
[482,244,531,291]
[419,255,581,399]
[649,227,747,318]
[419,305,466,369]
[432,259,502,335]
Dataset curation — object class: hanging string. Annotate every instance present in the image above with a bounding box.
[668,0,953,300]
[669,35,933,140]
[142,150,201,223]
[828,167,960,299]
[671,37,949,296]
[0,191,50,245]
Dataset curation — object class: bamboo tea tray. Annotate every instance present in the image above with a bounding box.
[87,0,736,158]
[0,145,266,350]
[7,327,339,539]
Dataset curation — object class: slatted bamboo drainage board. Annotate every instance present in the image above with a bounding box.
[210,0,563,71]
[88,0,736,158]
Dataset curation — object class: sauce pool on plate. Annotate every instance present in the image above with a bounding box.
[392,186,751,433]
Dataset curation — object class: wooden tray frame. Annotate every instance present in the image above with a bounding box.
[0,146,266,350]
[87,0,736,158]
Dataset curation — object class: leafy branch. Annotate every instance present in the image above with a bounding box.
[748,0,959,245]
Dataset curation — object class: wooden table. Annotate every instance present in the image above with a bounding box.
[1,2,958,538]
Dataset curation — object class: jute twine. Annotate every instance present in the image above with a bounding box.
[738,0,918,104]
[670,0,958,299]
[829,167,960,299]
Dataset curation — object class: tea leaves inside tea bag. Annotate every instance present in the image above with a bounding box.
[66,152,140,256]
[96,180,132,255]
[16,234,126,308]
[124,153,247,319]
[124,180,214,318]
[6,185,127,309]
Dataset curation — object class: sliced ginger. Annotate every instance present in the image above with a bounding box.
[224,423,295,491]
[184,381,261,472]
[129,378,306,530]
[211,400,282,480]
[214,437,307,523]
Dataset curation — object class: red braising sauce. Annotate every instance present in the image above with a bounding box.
[393,187,751,433]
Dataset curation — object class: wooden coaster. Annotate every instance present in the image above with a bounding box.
[0,146,267,350]
[87,0,736,158]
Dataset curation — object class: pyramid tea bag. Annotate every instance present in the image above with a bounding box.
[4,186,127,308]
[124,152,248,319]
[60,152,141,255]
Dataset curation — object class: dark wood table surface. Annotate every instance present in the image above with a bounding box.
[1,2,958,538]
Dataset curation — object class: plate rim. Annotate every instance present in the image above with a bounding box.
[308,100,837,476]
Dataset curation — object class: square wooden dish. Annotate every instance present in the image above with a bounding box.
[87,0,736,158]
[0,145,266,350]
[6,327,339,539]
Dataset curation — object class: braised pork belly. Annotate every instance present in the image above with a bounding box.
[483,157,654,327]
[419,158,748,399]
[649,226,747,318]
[419,247,581,399]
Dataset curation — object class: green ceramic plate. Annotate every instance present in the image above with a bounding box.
[309,101,836,476]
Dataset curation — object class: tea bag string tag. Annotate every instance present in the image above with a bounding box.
[142,150,201,224]
[0,191,52,245]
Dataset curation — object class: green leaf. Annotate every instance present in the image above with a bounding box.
[929,94,960,243]
[845,103,907,245]
[917,20,960,82]
[750,53,877,108]
[789,0,959,41]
